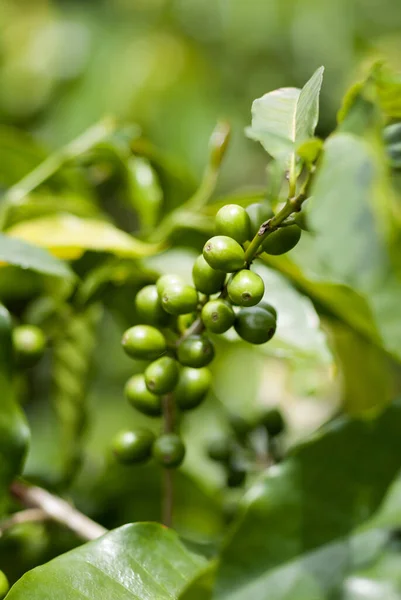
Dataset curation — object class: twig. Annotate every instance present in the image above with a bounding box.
[10,481,107,541]
[0,509,48,536]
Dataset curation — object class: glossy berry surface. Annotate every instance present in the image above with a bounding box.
[112,428,155,464]
[201,299,235,334]
[215,204,251,244]
[235,306,276,344]
[262,224,301,255]
[258,301,277,320]
[122,325,166,360]
[246,202,274,237]
[160,282,198,316]
[192,255,226,295]
[156,274,183,295]
[260,407,286,437]
[135,285,169,326]
[175,367,212,410]
[203,236,245,273]
[12,325,46,368]
[227,269,265,307]
[153,434,186,468]
[207,436,233,462]
[124,374,162,416]
[177,335,215,368]
[145,356,179,395]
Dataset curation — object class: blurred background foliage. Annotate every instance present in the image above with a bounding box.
[1,0,401,593]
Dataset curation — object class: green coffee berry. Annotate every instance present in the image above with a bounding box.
[177,312,198,334]
[160,282,199,315]
[153,433,186,468]
[207,436,233,462]
[135,285,169,326]
[215,204,251,244]
[258,301,277,319]
[294,211,308,231]
[246,203,274,237]
[12,324,46,368]
[175,367,212,410]
[262,224,301,255]
[192,255,226,295]
[177,335,215,368]
[122,325,166,360]
[156,274,183,296]
[203,236,245,272]
[124,374,162,416]
[226,464,246,488]
[227,269,265,307]
[145,356,179,395]
[112,428,155,464]
[0,571,8,599]
[260,407,285,437]
[201,299,235,334]
[235,306,276,344]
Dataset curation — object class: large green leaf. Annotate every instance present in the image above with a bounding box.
[6,215,163,260]
[7,522,206,599]
[213,401,401,600]
[0,306,30,515]
[0,234,73,279]
[246,67,324,164]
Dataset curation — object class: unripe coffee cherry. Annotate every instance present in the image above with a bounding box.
[0,571,8,599]
[227,269,265,307]
[125,374,162,416]
[259,301,277,319]
[177,312,197,334]
[201,299,235,334]
[112,428,155,464]
[153,434,186,468]
[215,204,251,244]
[203,236,245,273]
[235,306,276,344]
[175,367,212,410]
[135,285,169,326]
[145,356,179,395]
[12,324,46,368]
[177,335,215,368]
[192,255,226,295]
[262,224,301,255]
[246,203,274,237]
[260,407,285,437]
[156,274,183,295]
[207,436,233,462]
[160,282,199,315]
[122,325,166,360]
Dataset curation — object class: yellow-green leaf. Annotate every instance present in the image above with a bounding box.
[6,215,163,260]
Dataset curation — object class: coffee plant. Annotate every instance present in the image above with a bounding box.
[1,61,401,600]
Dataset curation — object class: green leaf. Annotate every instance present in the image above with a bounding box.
[0,234,73,279]
[214,401,401,600]
[246,66,324,164]
[6,215,163,260]
[0,126,47,188]
[326,321,394,416]
[127,156,163,233]
[0,305,30,515]
[180,565,216,600]
[7,522,206,599]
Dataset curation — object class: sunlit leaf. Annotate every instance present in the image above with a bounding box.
[7,522,206,599]
[6,215,163,260]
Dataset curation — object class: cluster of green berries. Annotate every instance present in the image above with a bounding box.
[113,202,298,472]
[207,407,286,490]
